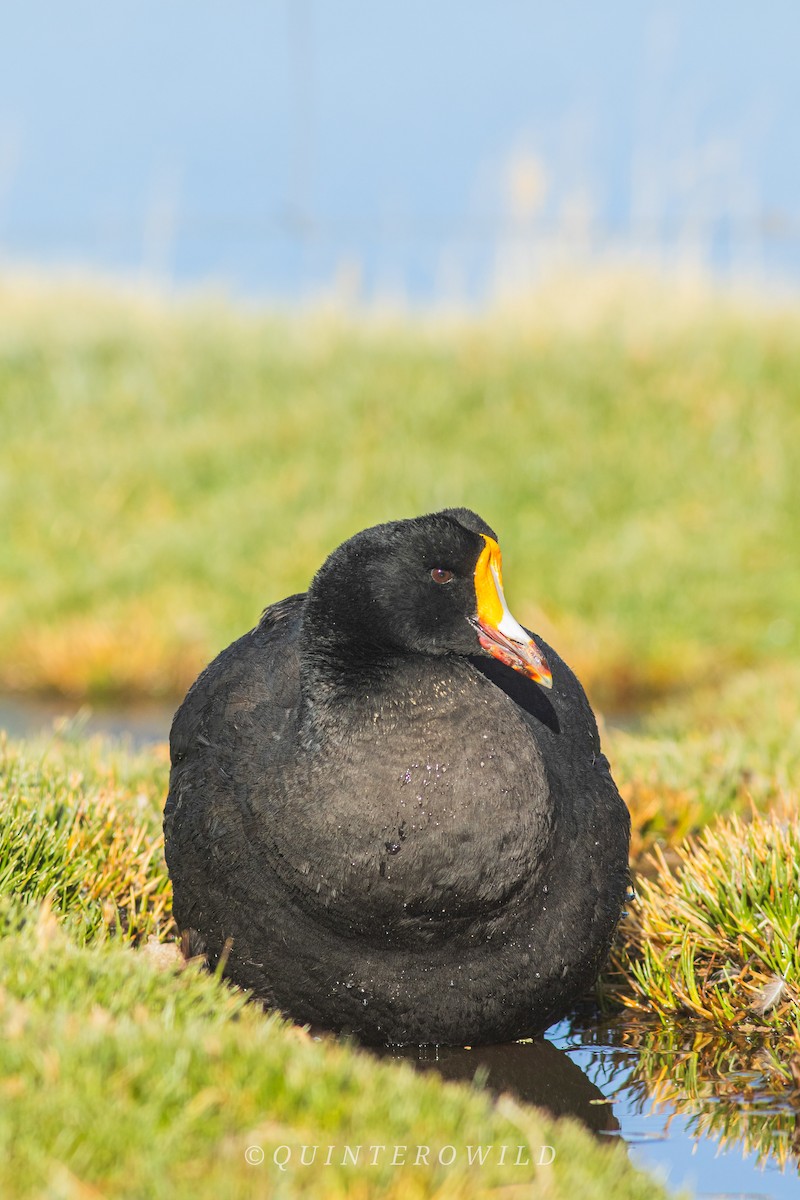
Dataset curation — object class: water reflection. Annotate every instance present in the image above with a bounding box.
[374,1009,800,1197]
[558,1013,800,1174]
[383,1039,618,1136]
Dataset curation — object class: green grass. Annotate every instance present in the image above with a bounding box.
[605,805,800,1089]
[0,732,170,943]
[0,738,673,1200]
[597,663,800,1088]
[2,276,800,705]
[3,273,800,1193]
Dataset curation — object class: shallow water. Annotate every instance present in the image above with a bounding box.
[383,1010,800,1198]
[0,694,173,748]
[3,697,798,1196]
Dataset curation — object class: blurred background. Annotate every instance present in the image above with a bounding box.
[2,0,800,301]
[1,0,799,719]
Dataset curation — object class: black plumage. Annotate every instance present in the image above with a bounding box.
[164,508,630,1045]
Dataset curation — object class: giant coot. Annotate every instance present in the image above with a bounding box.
[164,509,630,1044]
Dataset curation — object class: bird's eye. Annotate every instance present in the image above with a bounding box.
[430,568,454,584]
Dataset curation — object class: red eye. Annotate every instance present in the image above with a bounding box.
[431,568,454,584]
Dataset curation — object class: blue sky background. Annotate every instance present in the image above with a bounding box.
[1,1,799,299]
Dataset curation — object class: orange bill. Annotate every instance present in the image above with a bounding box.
[471,536,552,689]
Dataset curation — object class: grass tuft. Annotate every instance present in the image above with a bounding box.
[0,733,171,943]
[605,805,800,1088]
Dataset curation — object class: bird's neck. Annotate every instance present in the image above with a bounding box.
[297,584,400,736]
[298,617,472,745]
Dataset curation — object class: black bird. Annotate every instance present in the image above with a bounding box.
[164,509,630,1045]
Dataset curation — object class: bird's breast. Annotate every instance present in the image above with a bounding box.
[268,679,554,930]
